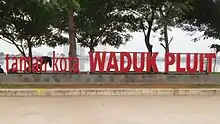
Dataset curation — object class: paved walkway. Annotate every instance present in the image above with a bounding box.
[0,96,220,124]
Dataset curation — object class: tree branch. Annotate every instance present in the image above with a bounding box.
[0,36,26,57]
[140,19,146,36]
[166,1,174,17]
[75,35,80,42]
[0,37,22,46]
[159,1,174,20]
[168,36,173,45]
[20,41,25,55]
[159,6,165,17]
[160,43,166,49]
[95,25,109,43]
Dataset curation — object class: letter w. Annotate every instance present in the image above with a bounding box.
[90,52,106,72]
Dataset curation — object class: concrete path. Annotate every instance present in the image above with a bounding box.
[0,96,220,124]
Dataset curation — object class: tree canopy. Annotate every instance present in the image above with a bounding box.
[1,0,220,57]
[177,0,220,41]
[0,0,67,57]
[49,0,80,58]
[76,0,132,51]
[113,0,192,53]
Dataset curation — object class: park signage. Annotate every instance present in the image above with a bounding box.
[4,51,216,73]
[89,52,216,73]
[5,51,79,73]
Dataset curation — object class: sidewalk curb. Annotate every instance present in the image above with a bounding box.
[0,88,220,96]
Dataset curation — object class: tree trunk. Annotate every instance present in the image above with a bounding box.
[68,8,77,57]
[141,19,154,73]
[67,8,77,72]
[163,25,169,53]
[140,11,155,73]
[143,11,155,53]
[89,39,95,52]
[144,21,153,53]
[144,22,154,73]
[89,46,94,52]
[27,41,33,73]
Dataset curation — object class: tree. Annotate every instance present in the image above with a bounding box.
[75,0,132,51]
[50,0,80,58]
[116,0,192,53]
[177,0,220,41]
[156,0,192,53]
[0,0,67,70]
[122,0,160,53]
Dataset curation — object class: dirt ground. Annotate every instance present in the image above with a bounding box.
[1,96,220,124]
[0,83,220,89]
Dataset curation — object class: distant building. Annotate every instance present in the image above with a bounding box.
[0,52,4,56]
[95,45,108,51]
[63,45,68,57]
[63,44,85,57]
[0,52,4,60]
[63,44,85,71]
[47,52,53,57]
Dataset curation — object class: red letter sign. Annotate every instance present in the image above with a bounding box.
[133,52,145,72]
[106,52,119,72]
[120,52,131,72]
[186,53,198,73]
[90,52,106,72]
[146,52,159,72]
[176,53,185,72]
[205,53,216,73]
[165,53,175,73]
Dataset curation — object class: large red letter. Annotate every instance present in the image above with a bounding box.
[26,57,32,73]
[146,52,159,72]
[90,52,106,72]
[133,52,145,72]
[106,52,119,72]
[120,52,131,72]
[186,53,198,73]
[164,53,175,73]
[199,54,204,72]
[5,54,10,73]
[20,57,28,72]
[72,57,80,73]
[176,53,185,72]
[205,53,216,73]
[11,57,18,72]
[32,56,40,72]
[60,57,67,72]
[52,51,59,72]
[68,57,79,73]
[38,57,45,72]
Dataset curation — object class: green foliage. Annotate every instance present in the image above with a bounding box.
[1,0,220,56]
[75,0,132,51]
[0,0,67,56]
[51,0,80,11]
[177,0,220,41]
[49,0,80,58]
[155,0,192,52]
[156,0,192,29]
[113,0,192,52]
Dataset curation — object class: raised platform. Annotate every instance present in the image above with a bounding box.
[0,73,219,84]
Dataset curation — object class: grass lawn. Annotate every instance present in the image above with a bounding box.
[0,84,220,89]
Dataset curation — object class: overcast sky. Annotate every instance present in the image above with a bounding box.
[0,28,219,57]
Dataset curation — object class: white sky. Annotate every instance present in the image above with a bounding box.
[0,28,219,57]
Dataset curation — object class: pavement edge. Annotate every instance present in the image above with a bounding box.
[0,88,220,96]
